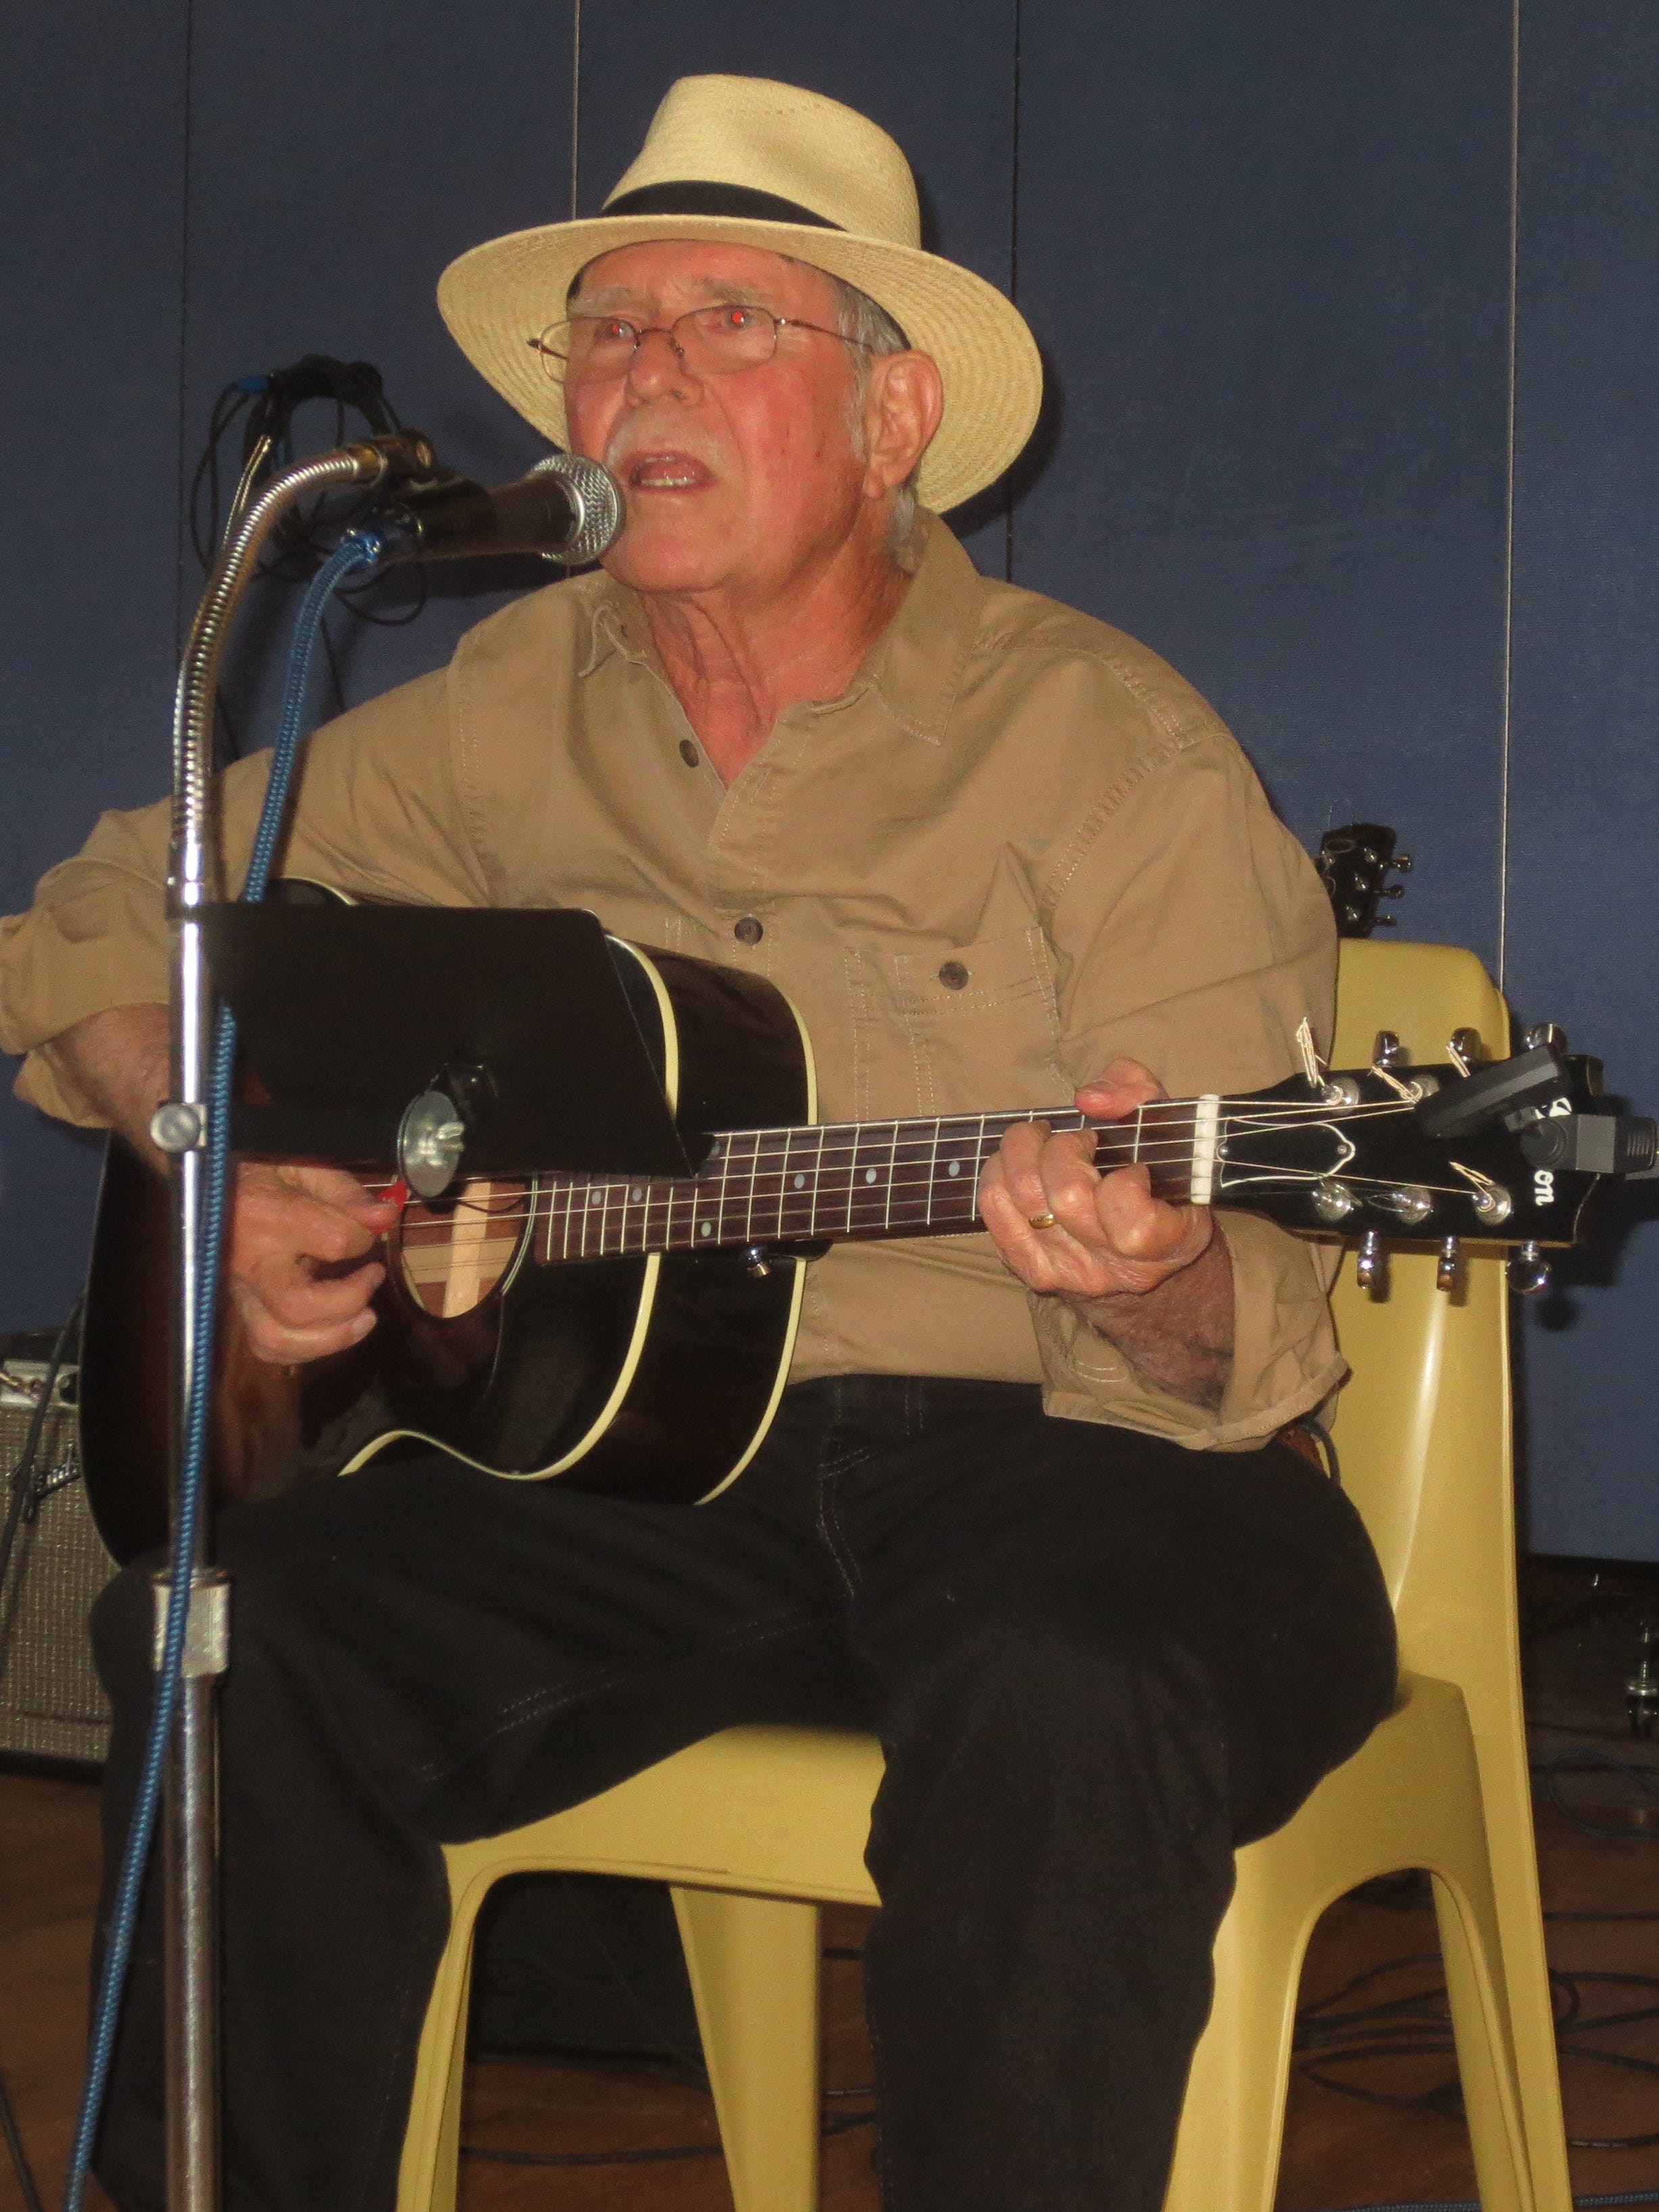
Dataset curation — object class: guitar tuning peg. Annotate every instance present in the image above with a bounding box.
[1391,853,1413,872]
[1355,1229,1386,1294]
[1377,914,1397,927]
[1436,1236,1461,1292]
[1523,1022,1568,1055]
[1507,1241,1551,1296]
[1380,884,1405,899]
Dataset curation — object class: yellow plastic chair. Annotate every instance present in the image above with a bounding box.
[397,939,1569,2212]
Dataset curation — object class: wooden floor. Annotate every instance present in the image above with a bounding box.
[3,1758,1658,2212]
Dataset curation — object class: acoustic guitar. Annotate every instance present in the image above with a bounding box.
[79,914,1637,1564]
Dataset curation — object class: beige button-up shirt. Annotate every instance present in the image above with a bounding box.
[1,515,1345,1448]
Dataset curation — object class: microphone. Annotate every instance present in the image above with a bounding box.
[370,452,624,566]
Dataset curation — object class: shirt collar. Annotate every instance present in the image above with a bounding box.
[576,511,983,745]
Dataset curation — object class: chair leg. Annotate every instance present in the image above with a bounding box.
[1431,1871,1535,2212]
[1161,1857,1309,2212]
[1478,1734,1575,2212]
[672,1886,822,2212]
[396,1874,488,2212]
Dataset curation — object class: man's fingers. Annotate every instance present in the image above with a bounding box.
[240,1254,385,1333]
[981,1104,1212,1300]
[232,1279,380,1366]
[1073,1054,1167,1118]
[282,1163,401,1227]
[227,1162,398,1365]
[1092,1164,1204,1263]
[995,1120,1097,1221]
[237,1190,381,1267]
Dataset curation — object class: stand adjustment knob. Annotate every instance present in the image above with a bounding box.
[149,1101,204,1154]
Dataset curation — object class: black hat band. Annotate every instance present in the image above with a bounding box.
[602,181,843,230]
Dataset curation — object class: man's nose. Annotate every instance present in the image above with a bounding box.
[625,326,699,399]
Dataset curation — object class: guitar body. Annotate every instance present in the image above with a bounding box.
[81,940,816,1566]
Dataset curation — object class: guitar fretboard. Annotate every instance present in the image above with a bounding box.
[533,1102,1213,1266]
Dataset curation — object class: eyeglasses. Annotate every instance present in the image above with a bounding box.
[526,303,873,385]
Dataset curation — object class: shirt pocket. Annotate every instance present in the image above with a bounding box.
[847,924,1065,1121]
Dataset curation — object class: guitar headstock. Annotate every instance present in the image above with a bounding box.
[1316,821,1411,937]
[1215,1029,1657,1294]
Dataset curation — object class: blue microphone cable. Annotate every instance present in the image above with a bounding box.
[62,531,381,2212]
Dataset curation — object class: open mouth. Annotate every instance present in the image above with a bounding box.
[626,452,716,492]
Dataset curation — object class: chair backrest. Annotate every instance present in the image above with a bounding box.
[1326,939,1518,1725]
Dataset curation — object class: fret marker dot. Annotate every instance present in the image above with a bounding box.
[700,1221,713,1237]
[793,1173,806,1189]
[631,1187,643,1202]
[948,1160,962,1177]
[864,1167,877,1183]
[588,1190,601,1206]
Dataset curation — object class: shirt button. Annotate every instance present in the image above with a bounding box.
[938,960,969,989]
[734,916,764,946]
[678,739,699,767]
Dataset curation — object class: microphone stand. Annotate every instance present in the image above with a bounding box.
[154,432,432,2212]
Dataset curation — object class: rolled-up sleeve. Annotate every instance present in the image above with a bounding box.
[1030,712,1347,1449]
[0,663,486,1125]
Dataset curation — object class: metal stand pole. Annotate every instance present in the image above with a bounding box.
[155,433,432,2212]
[155,1570,229,2212]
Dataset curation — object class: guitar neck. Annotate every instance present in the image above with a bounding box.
[534,1100,1215,1265]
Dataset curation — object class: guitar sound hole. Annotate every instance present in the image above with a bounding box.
[395,1179,533,1318]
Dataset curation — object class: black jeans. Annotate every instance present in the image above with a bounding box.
[91,1375,1396,2212]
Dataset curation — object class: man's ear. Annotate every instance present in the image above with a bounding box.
[861,352,945,497]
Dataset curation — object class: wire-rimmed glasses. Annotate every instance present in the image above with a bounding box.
[526,303,872,385]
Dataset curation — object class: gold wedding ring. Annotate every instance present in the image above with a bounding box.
[1027,1210,1058,1231]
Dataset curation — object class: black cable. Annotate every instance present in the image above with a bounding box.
[186,355,424,753]
[1303,2195,1659,2210]
[0,1297,83,1612]
[1294,1911,1659,2152]
[459,2094,876,2169]
[463,2141,722,2169]
[1305,1415,1342,1487]
[457,1931,877,2172]
[0,2066,45,2212]
[1538,1746,1659,1839]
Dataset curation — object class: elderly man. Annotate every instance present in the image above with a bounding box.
[1,76,1394,2212]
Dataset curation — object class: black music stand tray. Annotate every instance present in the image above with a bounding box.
[202,903,697,1178]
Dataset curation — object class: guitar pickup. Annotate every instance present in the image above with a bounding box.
[1413,1044,1568,1139]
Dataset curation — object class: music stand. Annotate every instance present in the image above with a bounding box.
[202,903,699,1181]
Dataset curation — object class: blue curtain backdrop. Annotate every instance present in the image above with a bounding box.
[1,2,1654,1558]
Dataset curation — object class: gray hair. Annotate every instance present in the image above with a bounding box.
[826,274,920,554]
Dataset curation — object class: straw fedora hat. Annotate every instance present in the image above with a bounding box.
[438,75,1042,515]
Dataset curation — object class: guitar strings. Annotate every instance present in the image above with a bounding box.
[383,1092,1465,1263]
[400,1101,1416,1212]
[392,1093,1426,1232]
[392,1102,1429,1240]
[400,1173,1478,1258]
[379,1093,1423,1215]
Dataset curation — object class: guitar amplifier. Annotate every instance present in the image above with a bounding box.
[0,1361,116,1766]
